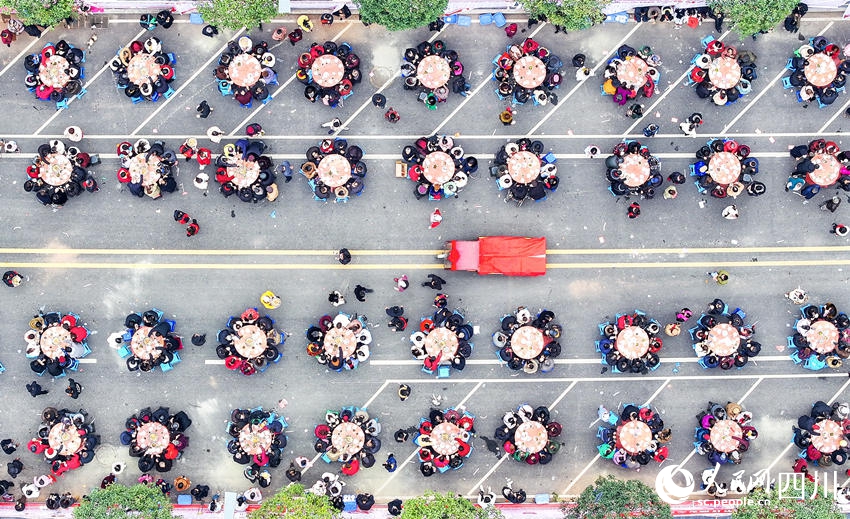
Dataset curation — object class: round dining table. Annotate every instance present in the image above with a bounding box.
[228,159,260,188]
[708,152,742,185]
[806,320,839,354]
[616,57,649,89]
[127,52,161,85]
[238,423,272,456]
[228,54,262,88]
[514,420,548,453]
[317,154,351,188]
[135,422,171,455]
[424,327,459,359]
[323,327,357,358]
[429,421,462,455]
[616,326,650,359]
[707,323,740,356]
[233,324,268,359]
[811,419,844,453]
[620,154,650,187]
[805,53,838,88]
[127,154,162,186]
[422,151,455,185]
[709,419,742,453]
[48,423,82,456]
[708,56,741,89]
[312,54,345,88]
[39,55,71,89]
[511,326,544,360]
[331,421,365,456]
[40,153,73,187]
[130,325,165,360]
[507,151,541,184]
[617,420,652,454]
[513,55,546,89]
[417,55,451,90]
[809,152,841,187]
[40,326,73,359]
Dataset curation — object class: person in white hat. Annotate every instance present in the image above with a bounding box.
[63,126,83,142]
[206,126,223,144]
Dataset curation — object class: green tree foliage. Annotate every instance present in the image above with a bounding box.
[249,483,340,519]
[197,0,277,30]
[400,491,504,519]
[73,483,176,519]
[731,480,843,519]
[354,0,447,31]
[564,475,672,519]
[0,0,76,27]
[708,0,797,37]
[516,0,608,31]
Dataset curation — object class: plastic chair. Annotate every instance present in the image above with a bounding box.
[493,12,507,27]
[167,52,176,64]
[76,87,87,99]
[240,99,253,109]
[118,344,132,358]
[443,14,458,24]
[456,15,472,26]
[56,99,68,110]
[189,13,204,24]
[700,35,715,48]
[437,365,451,378]
[131,95,144,104]
[160,362,173,373]
[164,86,175,99]
[782,76,793,89]
[479,13,493,25]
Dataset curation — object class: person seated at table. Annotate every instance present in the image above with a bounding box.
[801,85,816,101]
[234,89,253,106]
[795,157,818,174]
[726,87,740,103]
[696,81,714,99]
[820,86,839,105]
[789,70,807,88]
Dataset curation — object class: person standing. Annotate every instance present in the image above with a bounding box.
[393,275,409,292]
[186,220,200,237]
[832,223,849,237]
[196,101,212,119]
[422,274,446,290]
[499,107,514,126]
[65,379,83,399]
[246,123,264,138]
[0,439,18,455]
[2,271,22,287]
[382,454,397,472]
[337,248,351,265]
[26,381,47,397]
[354,285,373,302]
[627,202,641,219]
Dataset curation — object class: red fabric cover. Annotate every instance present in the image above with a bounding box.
[477,236,546,276]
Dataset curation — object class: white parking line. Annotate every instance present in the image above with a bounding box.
[622,30,731,137]
[374,381,483,493]
[429,22,549,136]
[33,28,148,136]
[817,96,850,133]
[464,381,578,496]
[227,23,354,136]
[722,21,834,134]
[527,22,643,136]
[130,30,245,135]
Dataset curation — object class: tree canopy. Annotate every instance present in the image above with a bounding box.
[731,480,843,519]
[0,0,76,27]
[564,475,672,519]
[708,0,798,37]
[400,491,503,519]
[197,0,277,30]
[249,483,340,519]
[516,0,608,31]
[354,0,447,31]
[73,483,176,519]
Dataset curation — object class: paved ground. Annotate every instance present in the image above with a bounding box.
[2,11,850,507]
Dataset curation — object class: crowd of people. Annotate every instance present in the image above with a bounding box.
[788,302,849,370]
[226,407,287,486]
[412,407,475,476]
[597,403,670,468]
[694,401,757,465]
[116,139,178,199]
[410,295,474,375]
[216,308,283,376]
[111,37,176,103]
[24,39,86,109]
[784,36,847,106]
[120,407,191,473]
[113,309,183,373]
[691,138,765,202]
[404,134,475,200]
[690,299,761,369]
[688,39,756,106]
[26,311,91,377]
[596,310,663,374]
[494,138,558,203]
[306,313,371,371]
[25,139,98,206]
[313,406,381,475]
[300,138,365,202]
[494,38,563,107]
[793,400,850,468]
[496,404,562,464]
[214,139,278,202]
[787,138,850,199]
[493,307,561,373]
[215,36,275,107]
[402,40,469,108]
[298,41,361,108]
[602,44,661,107]
[29,407,98,477]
